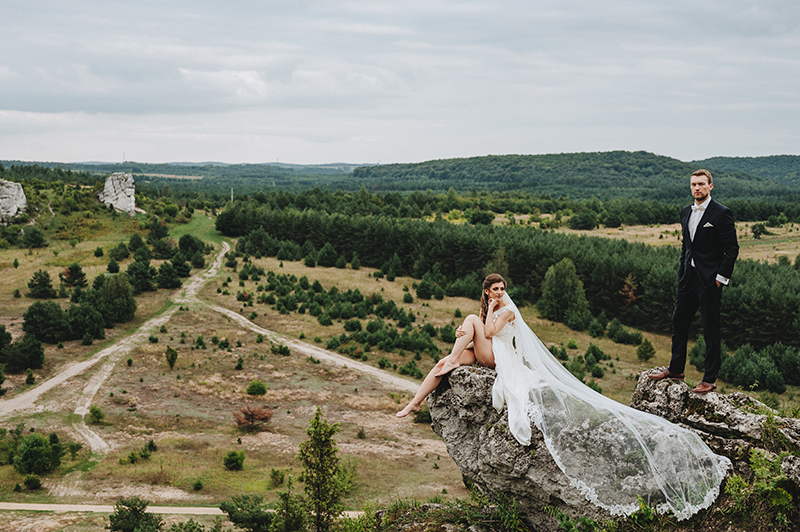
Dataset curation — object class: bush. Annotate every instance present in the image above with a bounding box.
[636,338,656,362]
[107,496,162,532]
[1,334,45,373]
[326,337,341,350]
[219,494,271,532]
[343,319,362,332]
[403,292,413,304]
[606,318,642,345]
[270,343,290,356]
[89,405,104,424]
[193,479,203,491]
[223,450,245,471]
[13,433,56,474]
[439,325,456,344]
[23,474,42,490]
[270,468,286,487]
[246,380,267,396]
[588,318,604,338]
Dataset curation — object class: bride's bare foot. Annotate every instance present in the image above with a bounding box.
[434,357,460,377]
[396,403,420,418]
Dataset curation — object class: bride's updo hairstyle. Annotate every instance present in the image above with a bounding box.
[479,273,506,323]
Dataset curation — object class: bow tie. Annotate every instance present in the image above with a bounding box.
[691,204,706,212]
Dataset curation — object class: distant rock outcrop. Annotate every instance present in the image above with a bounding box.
[0,179,27,222]
[97,172,135,216]
[428,366,800,531]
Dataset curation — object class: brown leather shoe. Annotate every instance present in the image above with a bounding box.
[691,382,716,394]
[648,369,685,381]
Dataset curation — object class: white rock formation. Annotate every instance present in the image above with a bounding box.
[0,179,27,222]
[97,172,135,216]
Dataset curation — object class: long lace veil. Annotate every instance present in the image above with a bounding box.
[492,294,730,520]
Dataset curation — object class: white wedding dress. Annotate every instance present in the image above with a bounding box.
[490,294,730,520]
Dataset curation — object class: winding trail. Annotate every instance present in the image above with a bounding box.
[0,240,417,454]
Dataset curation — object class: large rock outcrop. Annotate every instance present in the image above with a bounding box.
[0,179,26,222]
[428,366,799,531]
[97,172,135,216]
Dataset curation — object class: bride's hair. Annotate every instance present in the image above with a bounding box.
[479,273,506,322]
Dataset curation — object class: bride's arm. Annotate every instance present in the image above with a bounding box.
[484,302,514,339]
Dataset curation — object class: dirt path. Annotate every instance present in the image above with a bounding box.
[0,239,418,454]
[205,303,418,394]
[0,242,229,449]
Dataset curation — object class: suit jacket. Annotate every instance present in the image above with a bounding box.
[678,199,739,288]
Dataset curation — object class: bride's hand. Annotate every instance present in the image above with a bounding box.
[487,297,499,312]
[455,325,466,338]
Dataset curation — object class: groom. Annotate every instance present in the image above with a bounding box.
[650,169,739,394]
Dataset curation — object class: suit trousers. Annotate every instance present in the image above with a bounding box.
[669,268,723,383]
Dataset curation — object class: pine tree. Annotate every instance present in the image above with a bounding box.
[165,346,178,370]
[59,263,88,288]
[298,407,343,532]
[27,270,57,299]
[637,338,656,362]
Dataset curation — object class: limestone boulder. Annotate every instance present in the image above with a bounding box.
[0,179,27,222]
[428,366,609,531]
[97,172,135,216]
[428,365,800,531]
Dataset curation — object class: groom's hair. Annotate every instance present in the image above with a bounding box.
[691,169,713,185]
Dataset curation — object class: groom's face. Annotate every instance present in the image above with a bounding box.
[690,175,713,203]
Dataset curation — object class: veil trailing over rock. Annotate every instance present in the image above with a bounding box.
[490,294,730,520]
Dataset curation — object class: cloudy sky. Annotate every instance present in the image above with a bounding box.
[1,1,798,165]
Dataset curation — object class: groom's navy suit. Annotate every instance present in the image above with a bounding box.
[669,198,739,384]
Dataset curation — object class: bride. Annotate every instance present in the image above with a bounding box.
[400,272,730,520]
[396,273,509,418]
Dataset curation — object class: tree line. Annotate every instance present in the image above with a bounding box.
[217,202,800,351]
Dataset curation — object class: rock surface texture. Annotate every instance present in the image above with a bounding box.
[0,179,27,222]
[97,172,135,216]
[428,365,800,531]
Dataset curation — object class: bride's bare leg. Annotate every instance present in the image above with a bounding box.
[435,314,488,377]
[397,348,477,417]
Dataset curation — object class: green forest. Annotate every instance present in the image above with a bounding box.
[5,150,800,201]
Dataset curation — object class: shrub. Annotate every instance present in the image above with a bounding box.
[148,335,159,343]
[246,380,267,396]
[567,339,578,349]
[193,480,203,491]
[270,343,290,356]
[89,405,104,424]
[223,450,245,471]
[23,474,42,490]
[107,496,162,532]
[165,346,178,370]
[270,468,286,487]
[439,325,456,344]
[343,319,362,332]
[636,338,656,362]
[588,319,604,338]
[219,494,271,532]
[13,433,56,474]
[326,337,341,350]
[403,293,413,304]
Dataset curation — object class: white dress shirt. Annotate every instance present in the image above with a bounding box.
[689,196,729,286]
